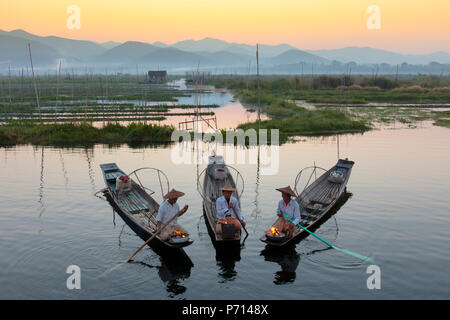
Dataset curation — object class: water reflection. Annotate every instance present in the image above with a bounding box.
[159,256,192,297]
[84,147,96,192]
[3,148,6,167]
[215,243,241,282]
[38,146,46,217]
[58,150,69,189]
[261,244,300,285]
[133,254,192,297]
[251,146,262,219]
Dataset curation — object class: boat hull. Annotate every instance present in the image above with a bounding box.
[261,159,354,247]
[202,156,242,244]
[100,163,193,260]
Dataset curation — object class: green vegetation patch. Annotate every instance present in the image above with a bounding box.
[433,119,450,128]
[0,121,175,146]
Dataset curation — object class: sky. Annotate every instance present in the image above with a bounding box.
[1,0,449,54]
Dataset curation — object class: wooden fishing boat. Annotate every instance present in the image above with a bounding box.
[260,158,354,247]
[200,155,243,244]
[100,163,194,256]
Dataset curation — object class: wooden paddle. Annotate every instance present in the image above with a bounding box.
[231,205,248,236]
[126,205,188,262]
[97,205,188,278]
[281,213,373,262]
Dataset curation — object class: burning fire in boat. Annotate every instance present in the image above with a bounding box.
[270,227,280,236]
[172,229,186,238]
[265,226,285,241]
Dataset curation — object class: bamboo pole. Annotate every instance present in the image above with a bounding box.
[85,71,89,123]
[28,42,41,122]
[55,60,61,123]
[8,65,12,121]
[71,68,75,105]
[0,78,5,122]
[256,44,261,127]
[21,68,24,104]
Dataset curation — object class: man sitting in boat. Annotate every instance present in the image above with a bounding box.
[271,186,301,238]
[215,183,246,234]
[156,189,189,241]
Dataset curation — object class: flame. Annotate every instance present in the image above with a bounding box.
[270,227,280,236]
[172,229,186,238]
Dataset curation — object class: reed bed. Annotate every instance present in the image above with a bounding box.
[0,121,175,146]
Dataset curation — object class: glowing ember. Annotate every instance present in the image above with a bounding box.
[172,229,186,238]
[270,227,280,236]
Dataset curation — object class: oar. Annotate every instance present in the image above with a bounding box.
[126,205,188,262]
[231,206,248,236]
[281,213,373,263]
[97,205,188,278]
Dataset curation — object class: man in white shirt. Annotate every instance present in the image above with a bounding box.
[215,183,245,235]
[272,186,301,238]
[156,189,189,241]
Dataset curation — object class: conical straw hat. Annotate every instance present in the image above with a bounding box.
[164,188,185,199]
[275,186,297,197]
[221,183,236,192]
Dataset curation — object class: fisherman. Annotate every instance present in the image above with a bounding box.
[215,183,245,235]
[156,189,189,241]
[273,186,301,238]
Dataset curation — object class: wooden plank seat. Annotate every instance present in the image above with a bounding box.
[117,191,149,214]
[105,171,122,181]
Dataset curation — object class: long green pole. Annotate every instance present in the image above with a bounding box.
[281,213,374,263]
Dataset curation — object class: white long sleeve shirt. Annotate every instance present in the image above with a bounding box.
[216,196,244,221]
[156,200,180,228]
[277,199,301,225]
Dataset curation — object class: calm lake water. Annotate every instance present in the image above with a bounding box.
[1,120,449,299]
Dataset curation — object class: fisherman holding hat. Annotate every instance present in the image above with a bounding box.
[273,186,301,238]
[215,183,245,234]
[156,189,189,241]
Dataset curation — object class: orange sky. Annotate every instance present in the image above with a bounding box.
[1,0,449,53]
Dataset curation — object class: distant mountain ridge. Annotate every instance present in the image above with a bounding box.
[96,41,159,63]
[0,29,449,73]
[307,46,450,65]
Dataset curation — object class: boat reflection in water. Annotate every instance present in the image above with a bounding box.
[215,241,242,282]
[135,253,193,297]
[261,244,300,285]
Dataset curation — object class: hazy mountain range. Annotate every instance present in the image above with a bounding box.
[0,29,449,74]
